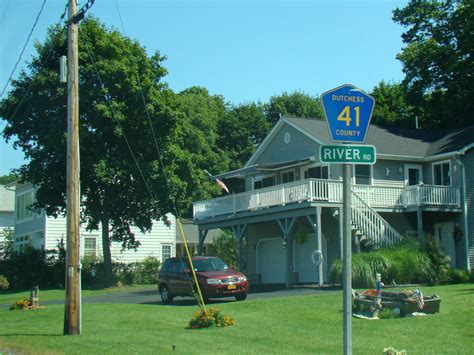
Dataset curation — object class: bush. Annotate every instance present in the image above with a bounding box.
[0,246,65,290]
[329,243,438,287]
[188,308,235,329]
[0,274,9,290]
[378,308,400,319]
[447,268,470,284]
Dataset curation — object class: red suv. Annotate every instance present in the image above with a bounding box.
[157,256,249,303]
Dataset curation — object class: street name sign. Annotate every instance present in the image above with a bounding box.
[321,84,375,143]
[320,144,376,164]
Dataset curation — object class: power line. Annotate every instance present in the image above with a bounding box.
[113,0,181,219]
[4,3,69,121]
[1,0,48,98]
[79,32,159,211]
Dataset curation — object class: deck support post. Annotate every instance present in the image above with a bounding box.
[417,209,425,245]
[231,225,247,272]
[198,229,209,255]
[306,207,324,287]
[277,217,296,289]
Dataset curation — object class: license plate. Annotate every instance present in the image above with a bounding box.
[228,284,237,290]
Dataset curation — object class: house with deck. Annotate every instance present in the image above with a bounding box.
[193,117,473,286]
[12,182,176,263]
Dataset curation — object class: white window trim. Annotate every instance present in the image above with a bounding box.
[82,235,98,257]
[432,160,452,186]
[14,233,33,253]
[404,164,423,186]
[15,189,37,223]
[301,163,331,180]
[161,243,173,261]
[352,164,374,185]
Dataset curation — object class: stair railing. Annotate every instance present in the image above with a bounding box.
[351,189,404,248]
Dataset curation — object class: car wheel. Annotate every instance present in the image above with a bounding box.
[235,294,247,301]
[160,285,173,304]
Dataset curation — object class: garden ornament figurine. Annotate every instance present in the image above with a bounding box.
[376,273,384,307]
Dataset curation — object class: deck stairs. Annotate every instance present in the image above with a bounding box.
[350,189,405,251]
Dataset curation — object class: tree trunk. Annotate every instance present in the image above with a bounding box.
[101,216,113,286]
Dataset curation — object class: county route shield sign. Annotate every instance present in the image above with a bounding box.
[321,84,375,143]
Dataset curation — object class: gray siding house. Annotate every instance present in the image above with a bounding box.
[0,184,15,259]
[12,182,176,263]
[193,117,473,286]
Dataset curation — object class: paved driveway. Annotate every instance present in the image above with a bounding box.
[42,285,338,306]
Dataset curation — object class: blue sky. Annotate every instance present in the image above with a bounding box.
[0,0,408,175]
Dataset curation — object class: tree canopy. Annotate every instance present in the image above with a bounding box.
[265,91,324,126]
[0,18,226,282]
[393,0,474,128]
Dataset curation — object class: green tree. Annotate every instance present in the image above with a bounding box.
[0,18,177,284]
[393,0,474,128]
[265,91,324,126]
[168,87,231,206]
[0,173,18,185]
[216,102,270,192]
[370,81,418,128]
[212,230,238,269]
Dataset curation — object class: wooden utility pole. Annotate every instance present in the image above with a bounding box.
[64,0,80,335]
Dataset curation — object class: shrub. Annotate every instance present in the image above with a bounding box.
[378,308,400,319]
[329,244,438,286]
[0,275,9,290]
[188,308,235,329]
[447,268,470,284]
[10,299,30,310]
[0,246,65,290]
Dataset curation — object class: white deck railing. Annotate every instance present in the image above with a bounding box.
[193,179,461,220]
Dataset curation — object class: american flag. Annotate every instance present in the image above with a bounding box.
[414,288,424,309]
[204,170,230,194]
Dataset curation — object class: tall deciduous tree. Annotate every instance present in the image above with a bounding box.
[1,18,185,283]
[370,81,418,128]
[265,91,324,126]
[393,0,474,128]
[166,86,230,210]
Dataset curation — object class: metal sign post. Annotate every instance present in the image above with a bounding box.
[321,84,376,355]
[342,163,352,355]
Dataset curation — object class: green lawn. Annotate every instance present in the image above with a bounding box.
[0,284,155,305]
[0,284,472,354]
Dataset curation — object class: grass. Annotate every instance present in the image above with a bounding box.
[0,284,473,354]
[0,284,156,306]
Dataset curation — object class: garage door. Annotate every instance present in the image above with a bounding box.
[257,238,285,284]
[294,234,327,283]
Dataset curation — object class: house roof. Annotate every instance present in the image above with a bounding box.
[284,116,474,159]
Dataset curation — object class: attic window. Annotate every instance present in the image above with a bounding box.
[284,132,291,144]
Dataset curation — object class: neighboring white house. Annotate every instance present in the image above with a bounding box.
[13,182,176,263]
[0,184,15,259]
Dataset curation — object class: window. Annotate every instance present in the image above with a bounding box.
[304,165,329,179]
[83,237,97,257]
[253,176,275,190]
[14,235,32,254]
[281,170,295,184]
[161,244,172,261]
[16,191,35,221]
[433,161,451,186]
[354,165,371,185]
